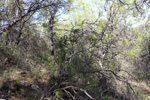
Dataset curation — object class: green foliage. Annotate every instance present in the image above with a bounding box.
[67,56,84,76]
[133,87,149,100]
[73,29,80,33]
[93,38,98,46]
[134,87,143,96]
[133,8,138,17]
[123,39,129,45]
[55,91,61,99]
[85,78,99,96]
[102,95,109,100]
[133,29,138,34]
[119,6,126,12]
[0,43,19,67]
[104,36,109,42]
[104,55,120,71]
[55,35,68,66]
[42,22,48,28]
[127,50,135,56]
[1,0,150,99]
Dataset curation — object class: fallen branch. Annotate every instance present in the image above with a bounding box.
[55,86,96,100]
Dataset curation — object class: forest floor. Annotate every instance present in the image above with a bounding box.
[143,89,150,99]
[140,85,150,99]
[131,81,150,100]
[0,62,150,100]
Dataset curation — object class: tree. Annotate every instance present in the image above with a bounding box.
[0,0,150,100]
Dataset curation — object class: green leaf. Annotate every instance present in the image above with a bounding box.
[105,37,109,42]
[123,39,128,45]
[93,38,98,46]
[133,29,138,34]
[119,6,125,12]
[127,50,135,56]
[42,23,48,28]
[91,33,96,38]
[133,8,138,16]
[55,91,60,97]
[123,50,127,54]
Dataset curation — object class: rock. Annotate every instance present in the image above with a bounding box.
[31,84,41,91]
[20,80,31,87]
[20,80,42,92]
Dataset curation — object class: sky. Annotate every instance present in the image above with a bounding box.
[31,0,150,30]
[58,0,150,28]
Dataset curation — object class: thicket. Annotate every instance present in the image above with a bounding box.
[0,0,150,100]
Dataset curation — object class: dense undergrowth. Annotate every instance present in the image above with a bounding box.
[0,0,150,100]
[0,31,149,100]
